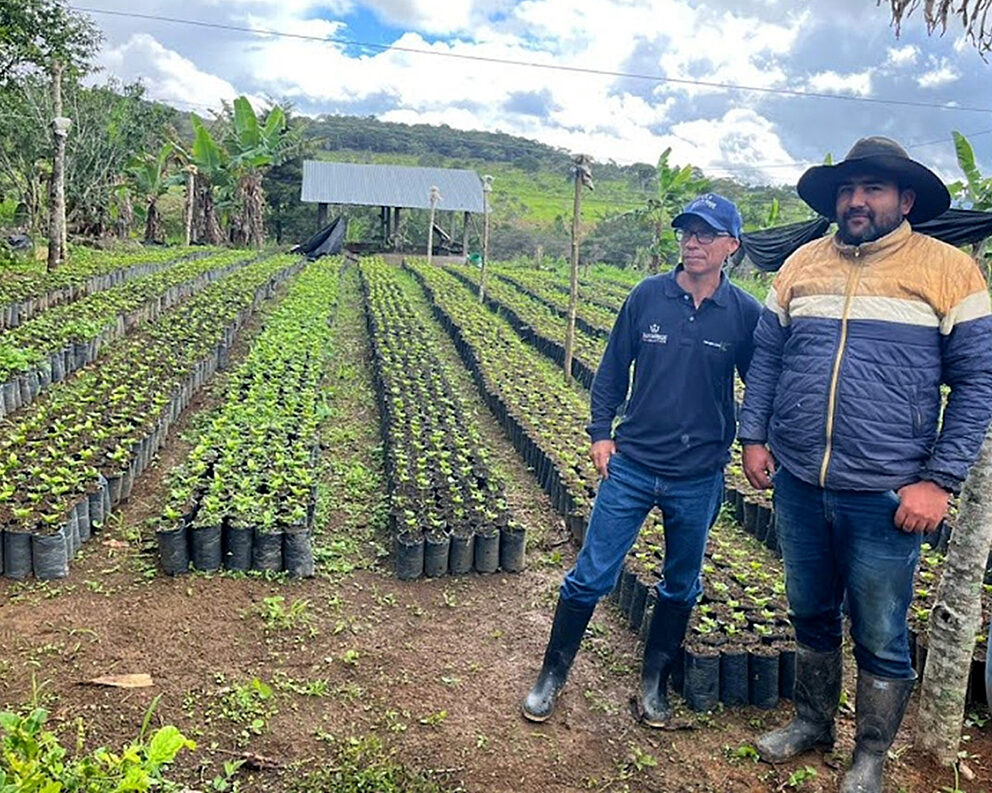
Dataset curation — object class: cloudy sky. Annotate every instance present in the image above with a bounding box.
[79,0,992,187]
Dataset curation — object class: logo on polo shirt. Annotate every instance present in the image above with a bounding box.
[642,324,668,344]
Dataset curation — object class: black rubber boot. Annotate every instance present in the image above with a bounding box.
[639,599,693,727]
[522,597,596,722]
[756,645,841,763]
[839,671,914,793]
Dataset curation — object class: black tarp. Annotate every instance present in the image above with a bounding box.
[740,218,831,272]
[739,209,992,272]
[292,216,347,260]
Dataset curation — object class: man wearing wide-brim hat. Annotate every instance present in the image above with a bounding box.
[738,137,992,793]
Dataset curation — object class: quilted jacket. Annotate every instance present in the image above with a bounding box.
[738,220,992,493]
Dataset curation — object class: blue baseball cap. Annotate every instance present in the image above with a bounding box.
[672,193,743,239]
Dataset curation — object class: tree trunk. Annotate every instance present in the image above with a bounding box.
[243,170,266,248]
[650,218,663,275]
[144,197,163,243]
[193,174,222,246]
[116,190,133,239]
[184,167,195,246]
[915,426,992,763]
[47,61,68,271]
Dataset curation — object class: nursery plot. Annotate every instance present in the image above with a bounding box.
[444,264,605,388]
[0,246,210,330]
[156,258,343,577]
[488,267,615,337]
[0,253,303,581]
[411,259,931,715]
[360,258,522,579]
[0,249,257,417]
[407,258,600,526]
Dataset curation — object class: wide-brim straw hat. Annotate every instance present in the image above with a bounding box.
[797,136,950,225]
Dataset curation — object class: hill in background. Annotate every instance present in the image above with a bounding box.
[267,114,815,266]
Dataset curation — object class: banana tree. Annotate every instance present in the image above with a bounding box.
[186,114,228,245]
[949,130,992,278]
[126,142,175,243]
[640,148,709,273]
[224,97,298,248]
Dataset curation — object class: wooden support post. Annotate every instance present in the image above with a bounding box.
[564,155,592,384]
[393,207,400,249]
[317,202,328,227]
[480,175,493,303]
[462,211,470,256]
[427,186,441,265]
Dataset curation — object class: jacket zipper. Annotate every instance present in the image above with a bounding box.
[819,252,863,487]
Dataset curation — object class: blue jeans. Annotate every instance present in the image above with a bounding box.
[560,451,724,607]
[773,466,922,680]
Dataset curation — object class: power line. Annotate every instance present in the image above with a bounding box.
[75,5,992,115]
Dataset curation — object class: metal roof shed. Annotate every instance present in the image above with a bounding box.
[301,161,484,212]
[300,161,485,252]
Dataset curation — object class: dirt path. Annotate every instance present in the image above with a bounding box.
[0,263,988,793]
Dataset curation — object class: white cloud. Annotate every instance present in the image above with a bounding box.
[885,44,919,67]
[359,0,476,34]
[664,108,803,184]
[84,0,992,185]
[806,69,873,96]
[97,33,242,112]
[917,56,960,87]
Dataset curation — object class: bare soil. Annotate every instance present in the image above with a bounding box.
[0,264,988,793]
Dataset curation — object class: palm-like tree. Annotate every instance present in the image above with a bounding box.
[641,148,709,273]
[224,98,299,248]
[886,0,991,55]
[126,142,176,243]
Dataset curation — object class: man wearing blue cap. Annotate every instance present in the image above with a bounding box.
[523,193,761,726]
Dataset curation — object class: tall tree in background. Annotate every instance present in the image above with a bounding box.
[127,142,177,244]
[641,148,709,273]
[0,0,100,86]
[885,0,992,55]
[224,98,297,247]
[0,77,177,236]
[186,115,228,245]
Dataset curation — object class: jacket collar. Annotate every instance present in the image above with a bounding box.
[831,219,912,262]
[662,265,731,307]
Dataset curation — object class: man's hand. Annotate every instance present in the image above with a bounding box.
[590,439,616,479]
[742,444,776,489]
[895,481,950,534]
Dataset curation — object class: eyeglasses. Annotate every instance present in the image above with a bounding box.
[675,228,731,245]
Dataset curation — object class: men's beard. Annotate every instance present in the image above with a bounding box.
[837,209,904,245]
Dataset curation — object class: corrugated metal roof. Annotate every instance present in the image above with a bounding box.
[300,161,485,213]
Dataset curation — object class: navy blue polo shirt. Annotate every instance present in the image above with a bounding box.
[587,266,762,477]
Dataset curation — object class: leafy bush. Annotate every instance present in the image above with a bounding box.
[0,702,194,792]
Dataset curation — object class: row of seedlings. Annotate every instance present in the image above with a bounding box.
[486,267,615,338]
[156,259,343,577]
[360,258,524,579]
[0,254,304,580]
[0,249,257,418]
[405,260,599,540]
[443,264,605,389]
[723,457,990,707]
[610,511,796,713]
[410,260,805,714]
[0,245,206,330]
